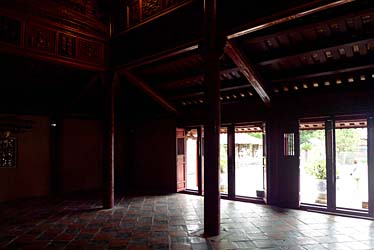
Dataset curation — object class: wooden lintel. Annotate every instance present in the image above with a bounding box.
[120,70,178,114]
[225,41,271,106]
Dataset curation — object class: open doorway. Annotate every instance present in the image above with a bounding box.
[220,127,228,195]
[299,121,327,206]
[335,119,368,210]
[186,129,198,191]
[234,125,265,198]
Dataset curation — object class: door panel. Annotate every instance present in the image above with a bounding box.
[176,128,186,192]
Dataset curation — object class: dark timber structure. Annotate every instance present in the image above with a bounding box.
[0,0,373,243]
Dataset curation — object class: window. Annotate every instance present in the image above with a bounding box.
[0,137,17,168]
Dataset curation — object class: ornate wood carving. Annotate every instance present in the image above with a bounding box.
[0,16,21,46]
[77,39,103,63]
[58,33,76,58]
[142,0,162,20]
[26,25,56,54]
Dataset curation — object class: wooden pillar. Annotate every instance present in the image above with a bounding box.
[203,0,221,237]
[228,125,235,199]
[325,118,336,211]
[368,115,374,217]
[103,73,116,209]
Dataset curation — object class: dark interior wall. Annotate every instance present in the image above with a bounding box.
[126,118,176,194]
[60,118,103,194]
[0,115,50,202]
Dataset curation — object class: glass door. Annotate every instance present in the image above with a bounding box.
[335,119,368,210]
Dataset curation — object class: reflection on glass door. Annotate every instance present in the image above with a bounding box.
[186,129,198,191]
[335,120,368,210]
[220,128,228,194]
[235,125,264,198]
[299,122,326,205]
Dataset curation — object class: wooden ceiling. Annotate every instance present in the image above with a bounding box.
[0,0,372,117]
[119,0,373,113]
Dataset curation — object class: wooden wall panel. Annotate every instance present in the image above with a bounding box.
[25,24,56,55]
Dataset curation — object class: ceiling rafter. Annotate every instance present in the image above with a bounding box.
[227,0,358,40]
[158,67,241,90]
[224,41,271,106]
[119,70,178,114]
[171,83,253,100]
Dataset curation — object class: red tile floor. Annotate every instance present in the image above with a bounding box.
[0,194,373,250]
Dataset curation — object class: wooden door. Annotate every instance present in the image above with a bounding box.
[176,128,186,191]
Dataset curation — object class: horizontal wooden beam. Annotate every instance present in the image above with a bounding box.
[0,46,108,72]
[159,67,240,90]
[227,0,357,39]
[225,41,271,106]
[116,43,199,71]
[171,83,252,100]
[120,70,178,114]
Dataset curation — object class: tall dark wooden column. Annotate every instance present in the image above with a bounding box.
[368,115,374,217]
[325,118,336,211]
[203,0,222,237]
[103,73,116,209]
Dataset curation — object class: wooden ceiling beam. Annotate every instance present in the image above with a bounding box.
[116,43,199,71]
[119,70,178,114]
[171,84,253,100]
[159,67,240,90]
[227,0,358,40]
[225,41,271,106]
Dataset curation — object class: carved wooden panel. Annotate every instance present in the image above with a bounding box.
[77,39,103,64]
[128,0,140,26]
[0,137,17,168]
[26,25,56,54]
[0,16,21,46]
[58,33,76,58]
[142,0,162,20]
